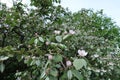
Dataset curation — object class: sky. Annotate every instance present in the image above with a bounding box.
[0,0,120,26]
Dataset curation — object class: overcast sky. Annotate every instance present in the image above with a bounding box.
[1,0,120,26]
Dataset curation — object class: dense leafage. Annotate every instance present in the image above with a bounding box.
[0,0,120,80]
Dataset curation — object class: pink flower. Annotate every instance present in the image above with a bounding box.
[78,50,88,57]
[69,30,75,34]
[66,60,72,67]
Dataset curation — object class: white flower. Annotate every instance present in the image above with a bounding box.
[69,30,75,34]
[78,50,88,57]
[66,60,72,67]
[54,30,61,34]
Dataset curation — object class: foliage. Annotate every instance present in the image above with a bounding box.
[0,0,120,80]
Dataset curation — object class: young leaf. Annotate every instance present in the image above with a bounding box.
[55,36,62,42]
[53,54,63,62]
[35,60,40,66]
[58,44,67,49]
[50,42,58,47]
[34,38,39,45]
[0,63,5,73]
[39,37,44,42]
[63,34,71,41]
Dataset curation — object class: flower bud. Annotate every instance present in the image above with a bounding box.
[28,45,31,48]
[48,54,53,60]
[66,60,72,67]
[45,41,50,45]
[35,33,39,37]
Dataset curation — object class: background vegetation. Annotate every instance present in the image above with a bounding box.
[0,0,120,80]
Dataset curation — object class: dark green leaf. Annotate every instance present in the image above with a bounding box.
[72,70,83,80]
[28,37,35,44]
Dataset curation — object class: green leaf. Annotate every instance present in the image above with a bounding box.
[45,77,49,80]
[73,59,87,70]
[58,44,67,49]
[16,55,23,62]
[51,42,58,47]
[55,36,62,42]
[67,70,73,80]
[53,54,63,62]
[40,71,46,79]
[35,60,40,66]
[63,34,71,41]
[0,63,5,73]
[61,71,67,79]
[39,37,44,42]
[20,48,25,53]
[50,68,58,77]
[30,60,36,66]
[34,39,39,45]
[28,37,35,44]
[72,70,83,80]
